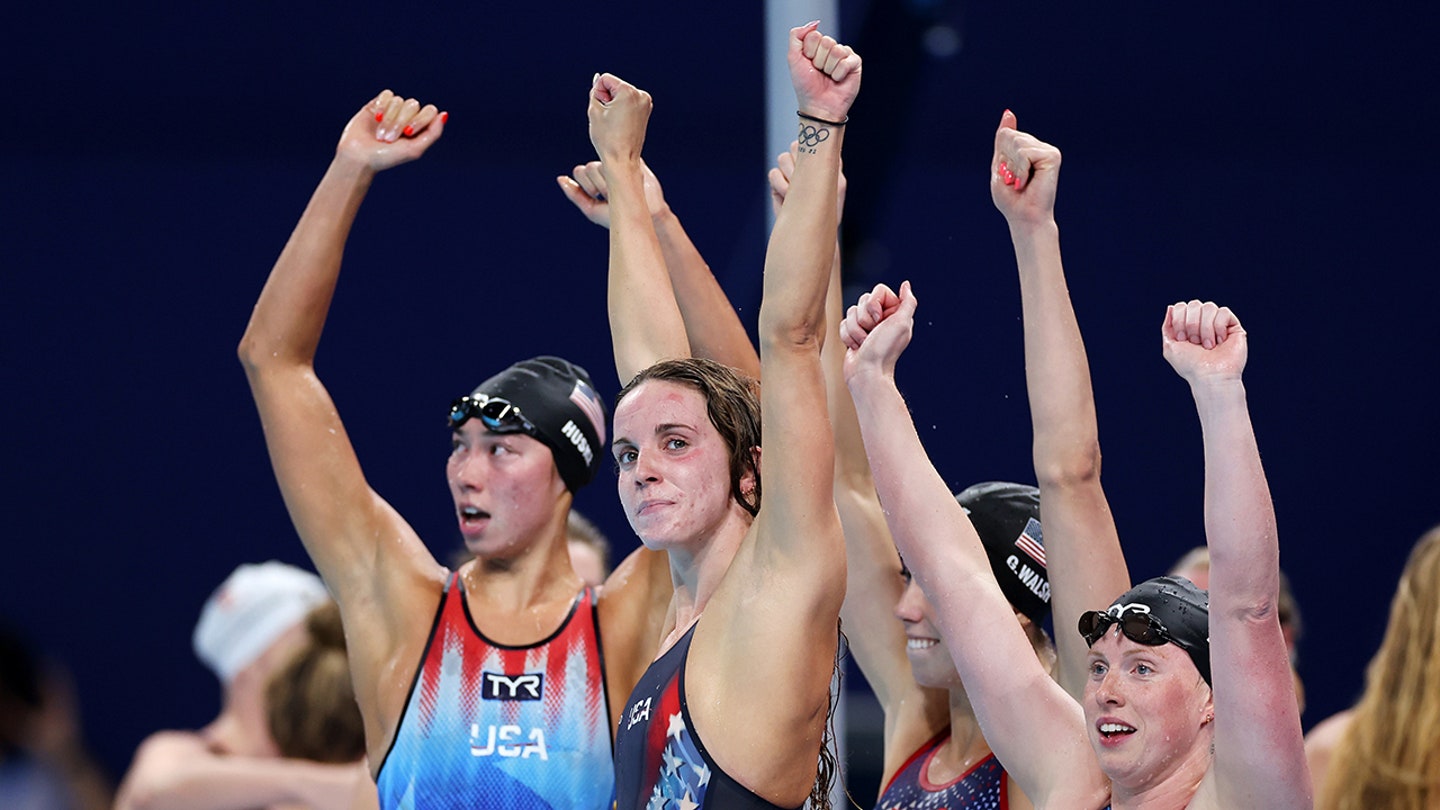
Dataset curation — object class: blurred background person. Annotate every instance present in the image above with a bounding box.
[0,621,112,810]
[1305,525,1440,809]
[115,561,368,810]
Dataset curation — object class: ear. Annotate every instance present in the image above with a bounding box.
[1199,686,1215,727]
[745,445,762,490]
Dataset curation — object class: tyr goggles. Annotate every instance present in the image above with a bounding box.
[1078,606,1173,648]
[1078,599,1212,686]
[448,394,538,437]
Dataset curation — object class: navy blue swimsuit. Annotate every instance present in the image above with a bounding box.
[613,623,794,810]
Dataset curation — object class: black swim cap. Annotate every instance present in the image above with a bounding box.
[1087,575,1211,686]
[957,482,1050,625]
[456,356,607,493]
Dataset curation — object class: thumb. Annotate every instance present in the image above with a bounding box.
[898,280,919,317]
[790,21,820,52]
[594,73,621,104]
[556,177,596,213]
[998,108,1018,133]
[768,166,789,200]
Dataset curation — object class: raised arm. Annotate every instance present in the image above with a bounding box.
[991,111,1130,698]
[587,77,691,383]
[236,91,448,754]
[680,24,860,804]
[748,22,856,569]
[842,283,1109,808]
[772,143,949,779]
[1161,302,1310,809]
[558,160,759,377]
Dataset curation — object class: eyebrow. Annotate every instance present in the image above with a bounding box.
[613,422,697,447]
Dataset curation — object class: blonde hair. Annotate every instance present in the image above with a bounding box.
[1320,526,1440,809]
[264,602,365,763]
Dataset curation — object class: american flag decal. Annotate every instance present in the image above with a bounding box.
[570,380,607,445]
[1014,517,1046,567]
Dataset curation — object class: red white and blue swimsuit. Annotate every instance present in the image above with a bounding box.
[613,623,791,810]
[375,573,613,809]
[876,731,1009,810]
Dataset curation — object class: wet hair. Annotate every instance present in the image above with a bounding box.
[808,621,844,810]
[1319,526,1440,810]
[615,358,762,517]
[264,602,365,763]
[1020,614,1058,675]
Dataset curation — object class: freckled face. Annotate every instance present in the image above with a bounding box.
[1083,628,1213,789]
[446,420,567,558]
[611,380,740,551]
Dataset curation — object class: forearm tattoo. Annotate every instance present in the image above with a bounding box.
[797,121,831,154]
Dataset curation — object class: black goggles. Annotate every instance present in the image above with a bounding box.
[448,395,538,436]
[1078,608,1174,648]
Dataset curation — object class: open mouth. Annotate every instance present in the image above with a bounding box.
[460,506,491,523]
[906,638,940,650]
[1097,721,1137,740]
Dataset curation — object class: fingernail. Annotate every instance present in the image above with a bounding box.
[375,112,385,122]
[592,72,599,85]
[440,111,448,124]
[403,125,414,137]
[805,19,820,26]
[1004,108,1013,117]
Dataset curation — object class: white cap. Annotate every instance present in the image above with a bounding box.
[192,561,329,684]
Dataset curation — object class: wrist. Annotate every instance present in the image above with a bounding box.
[1007,217,1059,241]
[797,109,848,127]
[844,362,896,396]
[597,151,644,171]
[328,153,379,184]
[1189,376,1247,412]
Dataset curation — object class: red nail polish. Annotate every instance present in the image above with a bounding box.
[440,112,448,124]
[375,112,384,122]
[403,125,414,137]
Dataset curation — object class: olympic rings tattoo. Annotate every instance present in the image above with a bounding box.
[798,123,830,153]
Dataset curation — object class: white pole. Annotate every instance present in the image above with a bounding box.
[764,0,839,230]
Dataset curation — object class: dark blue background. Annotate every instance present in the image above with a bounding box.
[6,0,1437,786]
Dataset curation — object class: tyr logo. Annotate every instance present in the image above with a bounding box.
[481,671,544,701]
[1107,603,1153,618]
